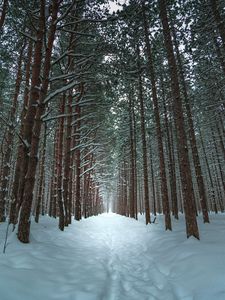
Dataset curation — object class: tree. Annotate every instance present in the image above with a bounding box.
[158,0,199,239]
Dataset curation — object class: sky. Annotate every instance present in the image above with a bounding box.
[108,0,129,13]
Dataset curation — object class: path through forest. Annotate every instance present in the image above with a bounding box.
[0,213,225,300]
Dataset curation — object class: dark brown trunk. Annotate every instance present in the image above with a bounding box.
[129,94,135,218]
[18,0,59,243]
[216,121,225,161]
[143,5,171,230]
[74,84,84,221]
[49,130,59,218]
[158,0,199,239]
[0,43,25,222]
[57,95,66,230]
[137,46,151,225]
[9,40,33,225]
[211,127,225,192]
[171,19,209,223]
[162,91,178,219]
[63,92,73,225]
[35,124,47,223]
[149,142,156,216]
[14,3,46,229]
[199,129,219,212]
[132,97,138,219]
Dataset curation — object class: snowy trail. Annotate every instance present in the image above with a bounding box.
[1,213,225,300]
[82,214,173,300]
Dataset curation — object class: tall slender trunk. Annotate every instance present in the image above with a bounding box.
[158,0,199,239]
[149,142,156,216]
[132,97,138,219]
[49,130,59,218]
[199,129,219,212]
[171,19,209,223]
[162,91,178,219]
[123,160,128,216]
[0,43,25,222]
[18,0,59,243]
[129,94,135,218]
[9,40,33,225]
[216,121,225,161]
[35,124,47,223]
[63,92,73,225]
[74,84,84,221]
[211,127,225,192]
[137,46,151,225]
[57,95,66,230]
[143,4,171,230]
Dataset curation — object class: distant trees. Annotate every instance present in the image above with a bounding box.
[111,0,224,239]
[0,0,224,242]
[0,0,106,242]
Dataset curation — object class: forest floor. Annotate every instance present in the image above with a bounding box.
[0,213,225,300]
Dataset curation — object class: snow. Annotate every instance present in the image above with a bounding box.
[0,213,225,300]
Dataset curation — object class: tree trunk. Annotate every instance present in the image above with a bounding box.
[35,124,47,223]
[158,0,199,239]
[162,89,178,219]
[137,46,151,225]
[171,19,209,223]
[9,40,33,225]
[18,0,59,243]
[74,84,84,221]
[63,92,73,225]
[149,142,156,216]
[129,94,135,218]
[0,42,25,222]
[143,4,171,230]
[13,2,46,229]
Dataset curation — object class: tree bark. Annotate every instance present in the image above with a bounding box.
[18,0,59,243]
[137,46,151,225]
[129,94,135,218]
[0,42,25,222]
[9,40,33,225]
[158,0,199,239]
[74,84,84,221]
[171,18,209,223]
[63,92,73,225]
[143,4,171,230]
[35,124,47,223]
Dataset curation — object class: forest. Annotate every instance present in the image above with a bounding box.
[0,0,225,299]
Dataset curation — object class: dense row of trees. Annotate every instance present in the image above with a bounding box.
[0,0,224,243]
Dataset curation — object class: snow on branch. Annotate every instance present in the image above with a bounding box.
[42,112,78,122]
[82,146,98,160]
[57,0,77,23]
[70,142,101,153]
[52,50,71,66]
[79,164,98,177]
[49,72,77,82]
[43,80,79,104]
[60,29,97,38]
[71,112,95,125]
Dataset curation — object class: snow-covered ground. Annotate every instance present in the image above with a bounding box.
[0,213,225,300]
